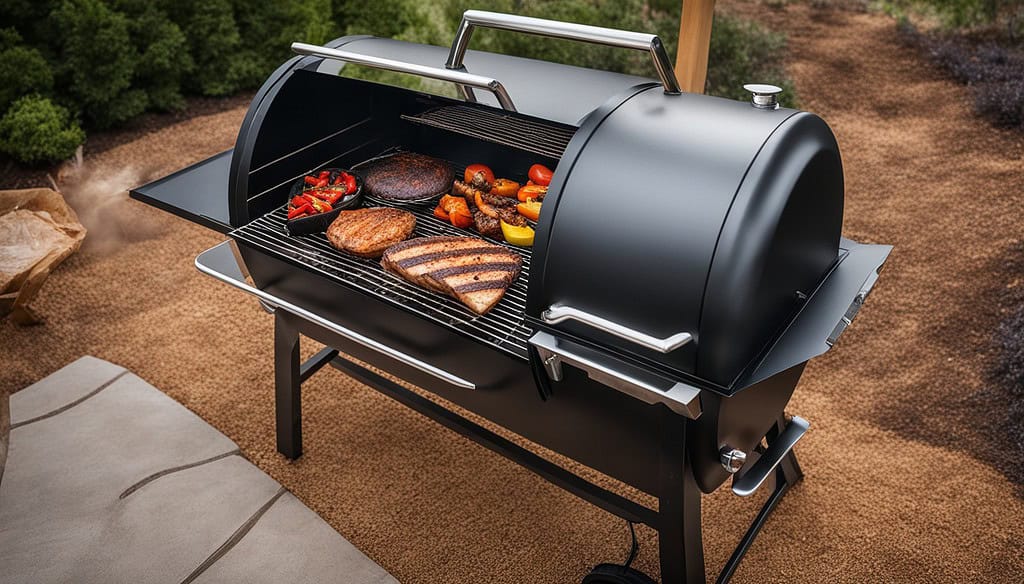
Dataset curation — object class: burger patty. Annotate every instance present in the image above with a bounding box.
[361,152,454,202]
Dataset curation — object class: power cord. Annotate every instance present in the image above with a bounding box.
[623,521,639,568]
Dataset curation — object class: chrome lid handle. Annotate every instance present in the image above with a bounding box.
[446,10,681,95]
[541,304,693,354]
[292,42,516,112]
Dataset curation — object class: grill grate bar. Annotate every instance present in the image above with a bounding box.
[231,204,534,359]
[401,105,576,160]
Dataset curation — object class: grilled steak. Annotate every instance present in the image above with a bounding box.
[361,152,454,202]
[381,236,522,315]
[326,207,416,258]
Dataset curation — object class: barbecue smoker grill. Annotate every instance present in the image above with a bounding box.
[132,11,891,584]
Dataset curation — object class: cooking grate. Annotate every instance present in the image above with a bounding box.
[230,201,534,360]
[401,105,576,160]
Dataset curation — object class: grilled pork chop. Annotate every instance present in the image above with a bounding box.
[381,236,522,315]
[326,207,416,258]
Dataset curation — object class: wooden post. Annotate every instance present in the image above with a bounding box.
[676,0,716,94]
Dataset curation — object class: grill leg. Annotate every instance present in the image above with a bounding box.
[274,312,302,459]
[658,410,705,584]
[714,416,803,584]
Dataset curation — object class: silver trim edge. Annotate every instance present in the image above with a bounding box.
[196,241,477,390]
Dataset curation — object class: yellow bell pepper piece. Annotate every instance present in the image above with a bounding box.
[500,220,534,247]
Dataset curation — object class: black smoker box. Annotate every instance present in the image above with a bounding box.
[132,10,891,584]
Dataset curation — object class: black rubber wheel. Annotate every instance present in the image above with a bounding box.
[581,563,657,584]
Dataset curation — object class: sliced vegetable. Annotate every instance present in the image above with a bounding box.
[307,197,332,213]
[517,184,547,202]
[475,190,500,219]
[318,188,345,205]
[465,164,495,190]
[304,176,319,186]
[528,164,553,186]
[517,200,542,221]
[291,196,307,208]
[433,204,450,221]
[448,198,474,228]
[342,172,357,195]
[500,220,535,246]
[288,203,313,219]
[490,178,520,197]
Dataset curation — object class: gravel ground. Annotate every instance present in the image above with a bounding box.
[3,3,1023,582]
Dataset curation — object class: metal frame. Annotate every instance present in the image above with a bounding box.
[194,240,809,583]
[272,311,802,584]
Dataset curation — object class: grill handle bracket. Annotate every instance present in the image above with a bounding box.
[446,10,681,96]
[731,416,809,497]
[291,42,516,112]
[195,241,476,390]
[541,304,693,354]
[529,331,701,419]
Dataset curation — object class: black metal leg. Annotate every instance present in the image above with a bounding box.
[714,416,803,584]
[274,312,302,459]
[658,410,706,584]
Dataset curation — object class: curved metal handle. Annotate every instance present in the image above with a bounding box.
[541,305,692,353]
[530,332,700,419]
[196,242,476,390]
[445,10,681,95]
[291,42,516,112]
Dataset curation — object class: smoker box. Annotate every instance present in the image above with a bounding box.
[132,11,891,584]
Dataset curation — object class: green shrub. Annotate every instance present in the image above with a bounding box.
[0,45,54,112]
[706,14,798,107]
[51,0,146,128]
[115,3,193,112]
[0,95,85,164]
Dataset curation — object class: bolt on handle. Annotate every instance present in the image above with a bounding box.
[446,10,682,95]
[744,83,783,110]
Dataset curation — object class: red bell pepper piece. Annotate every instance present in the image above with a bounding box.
[291,196,307,208]
[320,189,344,205]
[343,173,357,195]
[318,170,330,179]
[304,176,318,186]
[288,203,313,219]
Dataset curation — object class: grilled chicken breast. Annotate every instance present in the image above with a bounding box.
[326,207,416,258]
[381,236,522,315]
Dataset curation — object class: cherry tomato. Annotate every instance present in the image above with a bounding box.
[528,164,553,186]
[464,164,495,189]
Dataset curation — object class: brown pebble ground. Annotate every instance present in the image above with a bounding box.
[3,2,1024,582]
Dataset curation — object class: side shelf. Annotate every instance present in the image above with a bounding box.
[129,150,233,233]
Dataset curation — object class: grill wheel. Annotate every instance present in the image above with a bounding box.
[581,564,657,584]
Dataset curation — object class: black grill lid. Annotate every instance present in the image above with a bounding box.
[528,87,844,390]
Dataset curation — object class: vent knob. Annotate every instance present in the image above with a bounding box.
[719,447,747,473]
[744,84,782,110]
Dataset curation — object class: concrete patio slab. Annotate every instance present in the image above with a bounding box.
[9,356,126,425]
[0,357,396,584]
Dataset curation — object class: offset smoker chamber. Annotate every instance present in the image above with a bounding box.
[132,11,892,584]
